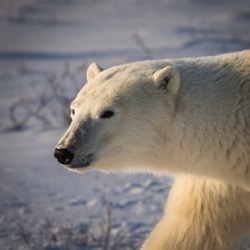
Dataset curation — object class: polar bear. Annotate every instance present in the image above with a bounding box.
[54,50,250,249]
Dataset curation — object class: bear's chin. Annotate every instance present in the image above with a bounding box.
[62,153,96,173]
[62,164,92,173]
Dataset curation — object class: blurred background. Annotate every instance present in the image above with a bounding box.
[0,0,250,249]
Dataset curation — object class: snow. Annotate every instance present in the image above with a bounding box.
[0,0,249,249]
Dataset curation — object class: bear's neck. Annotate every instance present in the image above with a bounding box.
[162,58,250,188]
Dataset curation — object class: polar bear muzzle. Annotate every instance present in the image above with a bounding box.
[54,146,95,169]
[54,147,74,165]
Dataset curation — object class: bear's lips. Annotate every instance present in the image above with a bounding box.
[70,153,95,169]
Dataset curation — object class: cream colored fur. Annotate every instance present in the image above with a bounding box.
[142,175,250,250]
[57,50,250,189]
[55,50,250,249]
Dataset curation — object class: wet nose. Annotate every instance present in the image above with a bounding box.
[54,147,74,165]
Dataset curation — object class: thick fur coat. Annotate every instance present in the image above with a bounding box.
[55,50,250,249]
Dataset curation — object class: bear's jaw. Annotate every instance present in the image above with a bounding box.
[65,153,96,171]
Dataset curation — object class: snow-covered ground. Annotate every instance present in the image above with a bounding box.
[0,0,250,249]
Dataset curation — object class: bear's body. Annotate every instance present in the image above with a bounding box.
[55,50,250,249]
[143,175,250,250]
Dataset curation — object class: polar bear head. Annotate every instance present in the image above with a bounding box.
[54,61,180,174]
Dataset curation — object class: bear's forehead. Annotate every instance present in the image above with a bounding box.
[80,63,153,95]
[100,63,150,81]
[74,60,175,105]
[74,76,131,106]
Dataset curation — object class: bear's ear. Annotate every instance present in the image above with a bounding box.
[86,62,103,82]
[153,66,180,95]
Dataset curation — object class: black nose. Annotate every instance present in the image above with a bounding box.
[54,147,74,165]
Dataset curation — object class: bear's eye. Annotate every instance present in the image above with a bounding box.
[100,110,115,119]
[71,109,75,116]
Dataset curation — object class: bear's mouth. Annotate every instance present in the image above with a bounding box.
[69,153,96,169]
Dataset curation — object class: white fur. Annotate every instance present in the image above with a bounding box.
[142,175,250,250]
[56,50,250,249]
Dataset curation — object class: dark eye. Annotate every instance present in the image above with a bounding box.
[100,110,115,119]
[71,109,75,116]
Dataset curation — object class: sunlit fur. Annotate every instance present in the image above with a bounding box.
[142,175,250,250]
[56,50,250,249]
[58,50,250,189]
